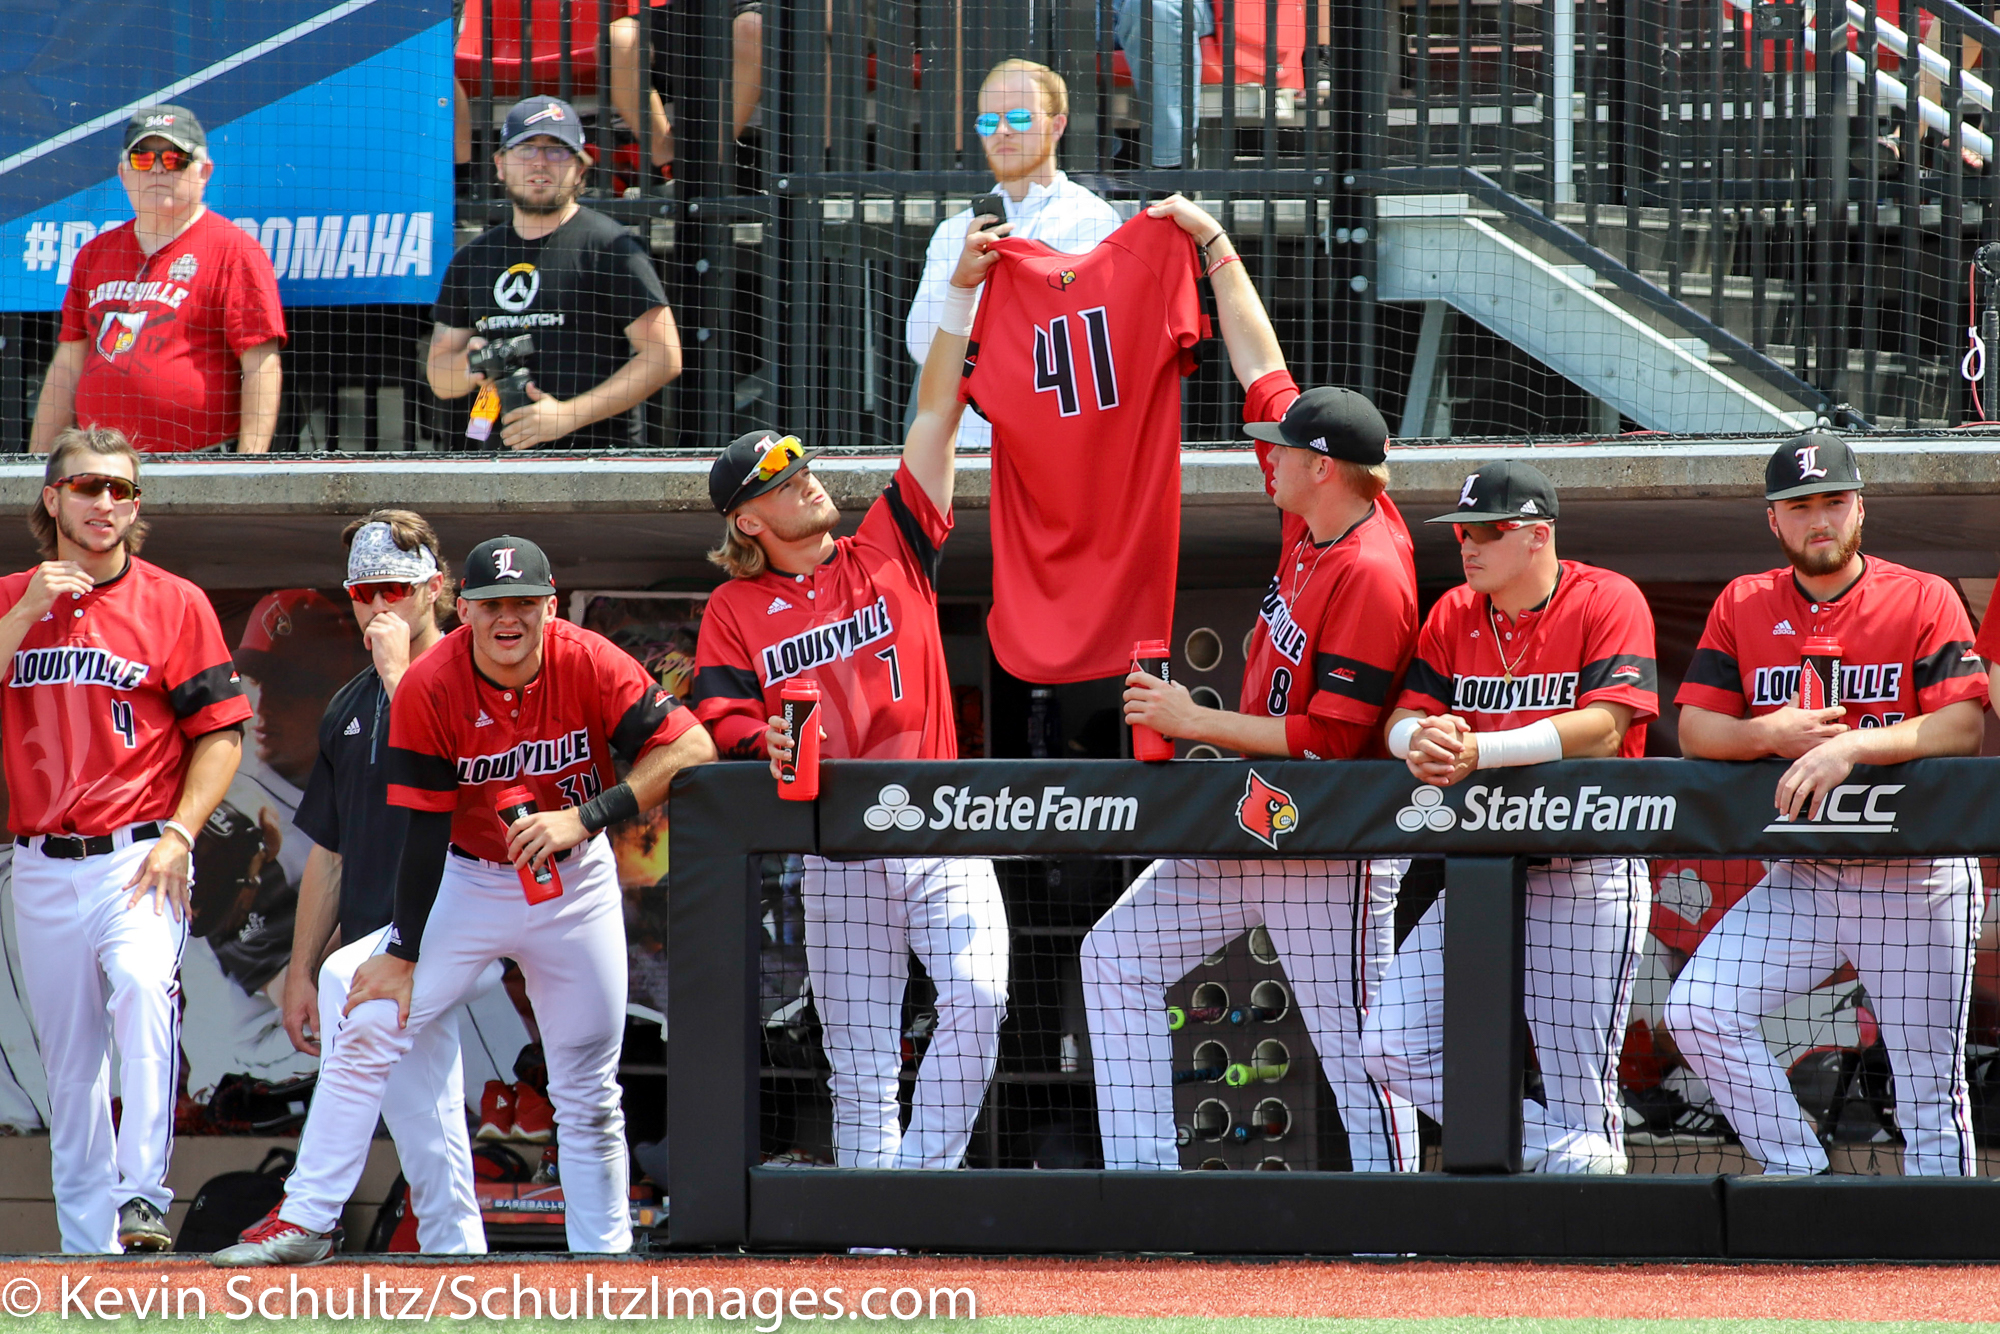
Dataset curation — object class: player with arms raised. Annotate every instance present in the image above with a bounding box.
[691,222,1009,1177]
[0,426,248,1252]
[1082,193,1420,1173]
[1365,461,1658,1173]
[213,535,715,1263]
[1666,434,1987,1176]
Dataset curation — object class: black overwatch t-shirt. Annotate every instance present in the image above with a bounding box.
[434,206,668,450]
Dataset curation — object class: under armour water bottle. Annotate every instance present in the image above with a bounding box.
[1130,639,1176,762]
[495,784,563,904]
[779,679,822,801]
[1798,637,1845,712]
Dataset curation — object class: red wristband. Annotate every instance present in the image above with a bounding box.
[1206,252,1242,279]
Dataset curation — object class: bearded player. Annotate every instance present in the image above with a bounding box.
[1082,193,1420,1173]
[691,222,1009,1173]
[1364,461,1658,1173]
[213,535,715,1263]
[0,426,248,1252]
[1665,434,1987,1176]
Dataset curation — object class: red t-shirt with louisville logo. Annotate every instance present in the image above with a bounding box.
[1675,557,1987,725]
[385,616,700,863]
[1398,561,1660,756]
[59,211,287,453]
[1238,370,1417,759]
[961,211,1205,683]
[0,557,251,835]
[692,462,956,761]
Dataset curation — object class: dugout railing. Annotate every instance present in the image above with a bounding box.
[668,757,2000,1259]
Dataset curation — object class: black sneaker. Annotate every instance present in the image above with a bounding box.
[118,1198,171,1253]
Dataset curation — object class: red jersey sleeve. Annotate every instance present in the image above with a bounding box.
[1675,587,1749,717]
[690,598,773,760]
[386,667,460,813]
[221,227,287,353]
[1910,577,1987,713]
[587,629,702,761]
[1306,547,1416,729]
[1243,369,1301,500]
[1977,581,2000,663]
[1574,572,1660,722]
[1397,601,1459,716]
[852,462,951,594]
[1158,223,1206,374]
[1284,714,1382,762]
[164,584,252,737]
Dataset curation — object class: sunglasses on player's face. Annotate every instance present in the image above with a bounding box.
[346,581,417,605]
[125,148,195,173]
[975,108,1037,136]
[53,473,141,503]
[1453,520,1526,545]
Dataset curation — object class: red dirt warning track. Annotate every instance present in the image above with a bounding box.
[2,1257,1999,1321]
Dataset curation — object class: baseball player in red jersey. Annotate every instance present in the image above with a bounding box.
[0,427,249,1252]
[691,222,1009,1173]
[1364,461,1659,1172]
[1666,434,1988,1176]
[1081,194,1420,1172]
[213,536,715,1263]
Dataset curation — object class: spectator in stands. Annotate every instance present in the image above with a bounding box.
[904,59,1121,450]
[31,106,285,454]
[1116,0,1213,169]
[608,1,766,172]
[429,95,682,450]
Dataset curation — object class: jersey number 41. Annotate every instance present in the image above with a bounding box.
[1033,308,1120,417]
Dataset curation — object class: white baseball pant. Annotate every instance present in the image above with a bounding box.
[11,830,185,1253]
[1665,857,1981,1176]
[314,925,503,1254]
[1082,857,1419,1172]
[1363,859,1651,1173]
[801,856,1008,1169]
[283,835,632,1252]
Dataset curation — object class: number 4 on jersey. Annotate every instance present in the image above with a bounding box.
[110,699,137,749]
[1033,307,1119,417]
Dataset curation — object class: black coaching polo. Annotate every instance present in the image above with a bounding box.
[294,666,405,946]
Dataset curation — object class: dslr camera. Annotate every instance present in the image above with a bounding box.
[468,333,536,415]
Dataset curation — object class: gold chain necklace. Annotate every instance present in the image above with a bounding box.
[1485,573,1560,684]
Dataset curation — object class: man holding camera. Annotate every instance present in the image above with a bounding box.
[429,96,682,451]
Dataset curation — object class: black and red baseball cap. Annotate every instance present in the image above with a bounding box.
[1765,431,1864,501]
[709,429,820,514]
[1427,461,1560,525]
[1243,387,1389,465]
[461,536,557,599]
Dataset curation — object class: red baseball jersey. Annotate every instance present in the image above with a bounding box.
[59,211,287,453]
[385,616,700,863]
[1399,561,1660,756]
[1238,371,1418,759]
[1973,574,2000,663]
[0,557,250,836]
[693,463,956,761]
[1676,557,1986,725]
[961,211,1205,683]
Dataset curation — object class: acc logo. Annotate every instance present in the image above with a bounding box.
[95,310,147,361]
[1762,782,1903,834]
[1395,785,1456,833]
[1046,268,1077,291]
[1236,771,1298,850]
[494,263,540,313]
[864,784,928,832]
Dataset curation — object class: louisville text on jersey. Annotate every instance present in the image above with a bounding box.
[758,596,895,686]
[85,278,191,310]
[1752,662,1905,708]
[1451,671,1579,714]
[454,727,593,784]
[1256,579,1310,665]
[8,646,151,691]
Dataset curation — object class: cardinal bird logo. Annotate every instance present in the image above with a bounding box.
[1236,770,1298,851]
[1046,267,1078,291]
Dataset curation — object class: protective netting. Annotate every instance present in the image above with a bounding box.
[755,852,2000,1176]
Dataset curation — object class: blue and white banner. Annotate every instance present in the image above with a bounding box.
[0,0,452,311]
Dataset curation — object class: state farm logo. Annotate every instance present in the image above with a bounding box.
[863,782,1138,833]
[1388,781,1680,833]
[1395,786,1456,832]
[1762,783,1903,834]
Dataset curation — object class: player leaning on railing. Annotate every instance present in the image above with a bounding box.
[1665,436,1989,1177]
[1365,462,1660,1173]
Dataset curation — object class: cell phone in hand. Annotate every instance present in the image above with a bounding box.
[968,193,1008,229]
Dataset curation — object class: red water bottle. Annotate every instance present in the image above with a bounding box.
[1130,638,1176,762]
[494,784,563,904]
[1798,637,1845,712]
[779,678,822,800]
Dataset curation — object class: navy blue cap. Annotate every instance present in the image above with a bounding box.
[501,96,587,155]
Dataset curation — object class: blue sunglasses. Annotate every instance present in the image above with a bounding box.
[975,108,1037,136]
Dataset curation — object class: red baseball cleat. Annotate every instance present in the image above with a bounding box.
[512,1081,555,1144]
[475,1079,515,1141]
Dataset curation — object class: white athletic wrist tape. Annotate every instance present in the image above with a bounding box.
[1473,718,1564,769]
[1387,716,1421,760]
[939,282,981,337]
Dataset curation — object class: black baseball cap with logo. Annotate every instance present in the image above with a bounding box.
[123,105,206,155]
[1765,430,1865,501]
[461,535,557,599]
[709,429,821,514]
[1242,386,1390,465]
[1427,460,1561,525]
[501,95,588,155]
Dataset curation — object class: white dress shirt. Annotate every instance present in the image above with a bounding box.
[905,171,1123,450]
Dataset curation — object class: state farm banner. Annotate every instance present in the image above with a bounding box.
[815,758,2000,861]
